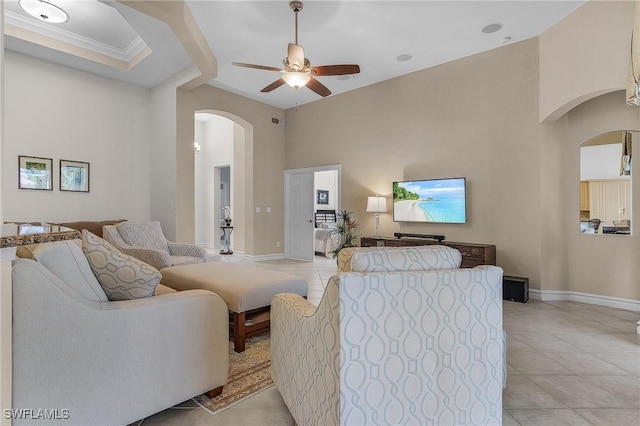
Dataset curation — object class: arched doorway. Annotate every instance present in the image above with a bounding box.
[193,110,251,254]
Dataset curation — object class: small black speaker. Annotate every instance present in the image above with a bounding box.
[503,275,529,303]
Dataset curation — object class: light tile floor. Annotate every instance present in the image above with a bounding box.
[133,254,639,426]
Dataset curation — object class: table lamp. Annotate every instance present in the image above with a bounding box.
[366,196,387,237]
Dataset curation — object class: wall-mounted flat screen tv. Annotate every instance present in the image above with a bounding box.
[393,177,467,223]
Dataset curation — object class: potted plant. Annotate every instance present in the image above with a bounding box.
[331,210,358,258]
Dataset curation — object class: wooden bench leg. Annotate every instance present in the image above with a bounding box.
[206,386,224,398]
[233,311,246,353]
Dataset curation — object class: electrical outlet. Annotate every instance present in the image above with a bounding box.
[255,207,261,213]
[266,207,271,213]
[276,241,280,248]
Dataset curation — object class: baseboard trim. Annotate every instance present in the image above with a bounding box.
[196,244,285,261]
[529,289,640,312]
[243,253,285,262]
[197,243,218,250]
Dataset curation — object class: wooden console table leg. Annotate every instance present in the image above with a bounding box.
[232,311,246,353]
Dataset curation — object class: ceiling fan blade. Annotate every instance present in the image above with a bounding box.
[311,64,361,76]
[306,77,332,97]
[261,78,286,93]
[232,62,282,72]
[287,43,305,70]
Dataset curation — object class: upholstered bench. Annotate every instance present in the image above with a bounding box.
[160,262,308,352]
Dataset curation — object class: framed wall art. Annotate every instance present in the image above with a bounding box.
[60,160,90,192]
[18,155,53,190]
[317,189,329,205]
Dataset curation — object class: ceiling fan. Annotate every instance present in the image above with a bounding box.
[232,1,360,97]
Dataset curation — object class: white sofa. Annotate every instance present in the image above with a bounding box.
[271,246,504,426]
[12,240,229,425]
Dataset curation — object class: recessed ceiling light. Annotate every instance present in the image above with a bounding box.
[482,23,503,34]
[337,75,350,81]
[396,54,413,62]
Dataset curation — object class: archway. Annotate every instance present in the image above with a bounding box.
[193,110,252,254]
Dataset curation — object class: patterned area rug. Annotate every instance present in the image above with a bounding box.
[194,334,273,414]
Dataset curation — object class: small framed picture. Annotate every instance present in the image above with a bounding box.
[60,160,90,192]
[317,189,329,205]
[18,155,53,190]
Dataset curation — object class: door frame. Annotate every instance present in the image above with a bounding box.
[284,164,342,260]
[213,165,231,247]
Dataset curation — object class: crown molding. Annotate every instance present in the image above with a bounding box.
[4,10,148,63]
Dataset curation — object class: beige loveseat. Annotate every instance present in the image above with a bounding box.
[12,240,229,425]
[272,246,505,426]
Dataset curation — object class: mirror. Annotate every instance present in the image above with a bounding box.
[579,131,633,235]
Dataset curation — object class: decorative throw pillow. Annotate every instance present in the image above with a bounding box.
[82,230,161,301]
[115,221,170,253]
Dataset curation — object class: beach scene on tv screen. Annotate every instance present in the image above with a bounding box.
[393,179,466,223]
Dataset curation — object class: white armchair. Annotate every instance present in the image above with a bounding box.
[103,221,212,270]
[271,246,504,426]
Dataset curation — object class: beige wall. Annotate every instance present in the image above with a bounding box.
[285,36,639,304]
[148,67,202,242]
[538,115,570,293]
[539,0,633,122]
[3,51,152,223]
[176,85,285,255]
[563,91,640,301]
[149,77,179,240]
[286,38,545,290]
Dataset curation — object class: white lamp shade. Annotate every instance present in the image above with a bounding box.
[366,196,387,213]
[19,0,69,23]
[282,71,311,88]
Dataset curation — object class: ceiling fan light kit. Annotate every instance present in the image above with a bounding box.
[19,0,69,23]
[232,1,360,98]
[282,71,311,88]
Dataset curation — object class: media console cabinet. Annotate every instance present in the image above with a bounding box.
[360,236,496,268]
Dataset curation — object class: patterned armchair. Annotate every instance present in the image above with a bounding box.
[103,221,212,270]
[271,247,504,426]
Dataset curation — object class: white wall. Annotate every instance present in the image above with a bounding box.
[3,51,152,223]
[580,144,623,180]
[314,169,338,211]
[194,114,233,246]
[0,7,11,423]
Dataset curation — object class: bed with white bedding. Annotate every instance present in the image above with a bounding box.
[314,210,339,258]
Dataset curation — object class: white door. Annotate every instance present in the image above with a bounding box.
[286,171,314,261]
